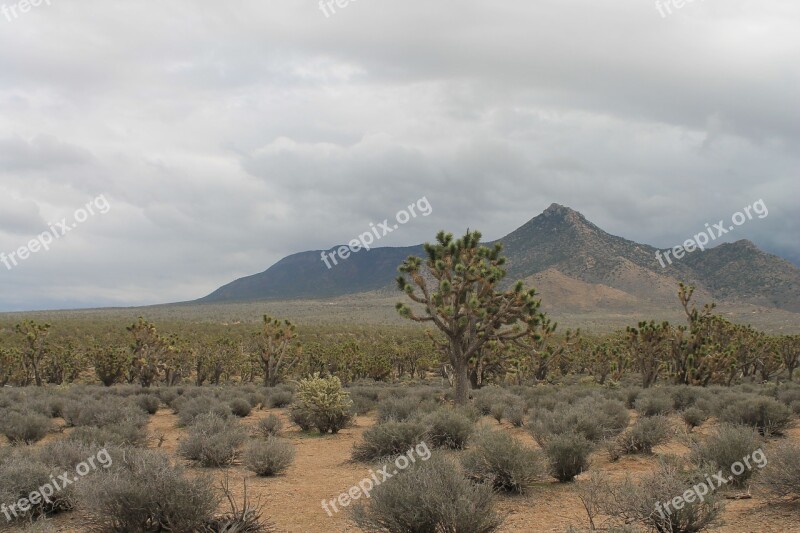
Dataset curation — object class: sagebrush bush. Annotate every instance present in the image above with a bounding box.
[490,403,505,422]
[353,420,427,462]
[461,428,545,494]
[682,407,708,431]
[1,410,52,445]
[66,422,147,448]
[377,396,426,423]
[424,408,474,450]
[352,454,503,533]
[669,385,702,411]
[174,396,232,427]
[719,396,792,436]
[80,448,218,532]
[634,390,673,417]
[0,453,75,522]
[617,416,671,454]
[135,394,160,415]
[244,437,295,476]
[529,398,628,445]
[600,457,722,533]
[760,442,800,499]
[290,374,353,434]
[622,387,642,409]
[544,432,593,482]
[256,414,283,437]
[62,397,148,429]
[178,413,247,467]
[266,389,294,408]
[229,398,253,418]
[473,386,514,415]
[690,425,762,487]
[289,404,313,431]
[506,404,525,427]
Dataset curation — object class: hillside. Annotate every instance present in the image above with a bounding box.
[199,204,800,314]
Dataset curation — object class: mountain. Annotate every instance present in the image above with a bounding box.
[198,204,800,313]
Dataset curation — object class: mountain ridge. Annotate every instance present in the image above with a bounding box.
[199,204,800,314]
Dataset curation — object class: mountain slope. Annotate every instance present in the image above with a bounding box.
[199,204,800,313]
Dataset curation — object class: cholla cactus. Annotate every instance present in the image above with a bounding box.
[291,373,353,434]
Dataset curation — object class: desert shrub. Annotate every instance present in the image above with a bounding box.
[0,453,75,522]
[669,385,701,411]
[352,454,503,533]
[66,422,148,448]
[690,425,762,487]
[266,389,294,408]
[349,386,380,415]
[600,458,722,533]
[617,416,671,454]
[352,420,427,462]
[256,414,283,437]
[622,387,642,409]
[473,386,513,415]
[290,374,353,434]
[490,403,505,422]
[423,409,474,450]
[135,394,160,415]
[529,398,628,445]
[682,407,708,431]
[243,437,295,476]
[506,404,525,427]
[1,410,52,445]
[80,448,218,531]
[156,388,179,407]
[377,396,425,423]
[178,413,247,467]
[461,428,545,494]
[37,440,99,471]
[544,432,593,482]
[229,398,253,418]
[289,405,313,431]
[455,404,482,423]
[719,396,792,436]
[62,397,147,429]
[759,442,800,499]
[634,389,673,417]
[175,396,232,427]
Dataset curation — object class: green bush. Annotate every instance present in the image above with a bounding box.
[352,454,503,533]
[353,420,427,462]
[178,413,247,467]
[690,425,762,487]
[544,432,593,482]
[423,408,474,450]
[243,437,295,476]
[79,448,218,531]
[1,411,52,445]
[291,374,353,434]
[66,422,147,448]
[719,396,792,436]
[617,416,671,454]
[461,428,545,494]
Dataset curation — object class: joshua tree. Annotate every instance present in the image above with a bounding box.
[257,315,302,386]
[14,320,50,386]
[396,230,545,405]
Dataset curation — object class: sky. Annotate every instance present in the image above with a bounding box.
[0,0,798,311]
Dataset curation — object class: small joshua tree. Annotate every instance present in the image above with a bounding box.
[257,315,302,386]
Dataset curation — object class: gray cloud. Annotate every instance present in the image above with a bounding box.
[0,0,797,311]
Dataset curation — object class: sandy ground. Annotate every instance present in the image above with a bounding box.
[10,408,800,533]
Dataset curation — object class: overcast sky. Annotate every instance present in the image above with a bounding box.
[0,0,797,311]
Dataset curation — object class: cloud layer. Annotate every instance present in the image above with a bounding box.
[1,0,798,311]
